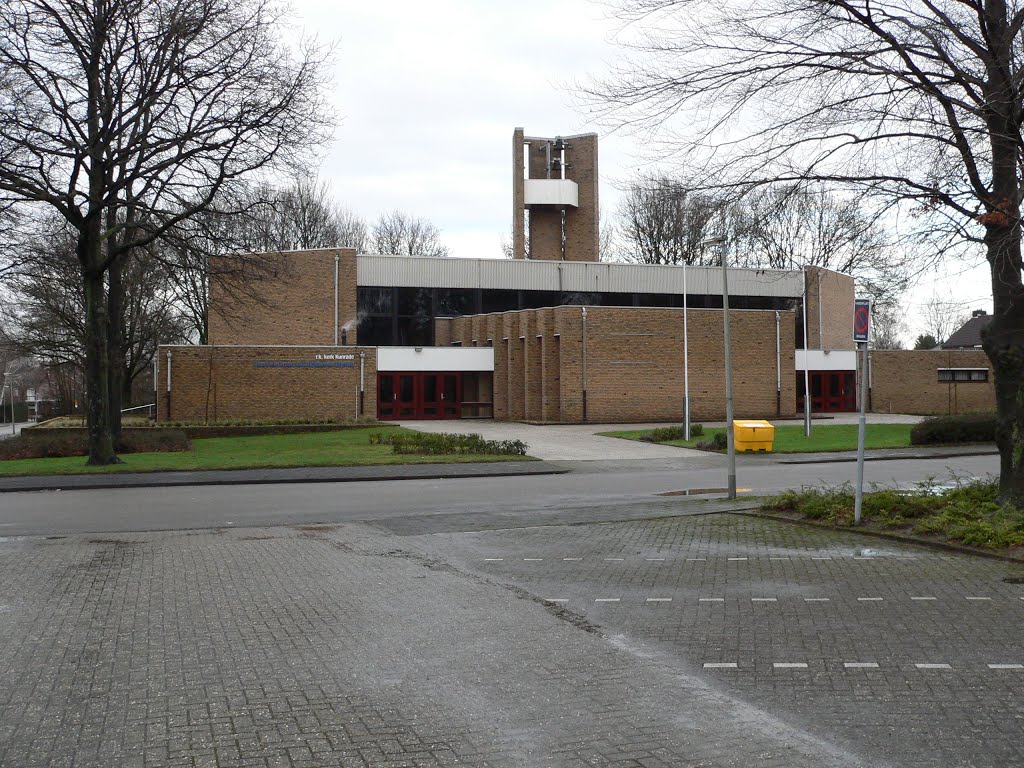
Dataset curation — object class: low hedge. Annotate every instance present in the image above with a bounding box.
[0,429,191,460]
[910,414,996,445]
[369,431,528,456]
[640,424,704,442]
[21,423,376,440]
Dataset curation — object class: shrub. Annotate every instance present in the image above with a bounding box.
[692,430,728,452]
[369,431,528,456]
[910,414,996,445]
[642,423,705,443]
[0,429,191,460]
[691,423,705,437]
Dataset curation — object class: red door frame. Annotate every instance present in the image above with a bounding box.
[797,371,857,413]
[377,372,462,420]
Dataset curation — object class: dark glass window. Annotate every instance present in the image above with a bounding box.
[358,316,394,346]
[560,291,601,306]
[520,290,561,309]
[481,289,519,313]
[601,292,634,306]
[436,288,476,316]
[357,287,393,315]
[397,287,433,316]
[396,316,433,346]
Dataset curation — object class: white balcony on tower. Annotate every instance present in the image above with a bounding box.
[524,179,579,208]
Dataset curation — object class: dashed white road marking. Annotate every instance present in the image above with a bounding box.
[857,597,884,601]
[804,598,831,602]
[594,598,620,603]
[965,596,992,601]
[915,663,952,669]
[603,558,624,561]
[911,596,937,601]
[646,558,665,561]
[544,599,568,603]
[728,557,748,561]
[562,557,582,561]
[811,557,832,560]
[646,597,672,602]
[703,662,738,668]
[699,597,725,602]
[751,598,778,602]
[844,662,880,668]
[686,558,706,561]
[769,557,791,561]
[483,558,504,561]
[523,558,543,561]
[774,662,808,669]
[988,663,1024,669]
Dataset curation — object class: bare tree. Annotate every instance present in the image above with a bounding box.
[371,211,449,257]
[870,304,907,350]
[615,176,726,265]
[590,0,1024,501]
[920,293,972,346]
[6,224,188,407]
[0,0,331,463]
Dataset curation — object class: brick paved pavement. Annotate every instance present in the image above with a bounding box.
[416,513,1024,768]
[0,523,876,768]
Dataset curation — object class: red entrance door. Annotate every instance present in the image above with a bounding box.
[378,372,462,420]
[797,371,857,413]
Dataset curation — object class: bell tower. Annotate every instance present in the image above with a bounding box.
[512,128,599,261]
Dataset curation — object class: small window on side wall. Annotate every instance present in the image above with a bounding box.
[937,368,988,383]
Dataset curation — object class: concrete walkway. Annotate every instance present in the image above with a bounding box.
[399,420,708,461]
[399,414,927,462]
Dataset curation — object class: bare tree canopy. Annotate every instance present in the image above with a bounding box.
[0,0,333,463]
[590,0,1024,502]
[371,211,449,257]
[613,176,910,303]
[921,293,971,345]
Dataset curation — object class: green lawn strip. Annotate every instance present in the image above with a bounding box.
[600,424,913,453]
[760,481,1024,551]
[0,427,532,477]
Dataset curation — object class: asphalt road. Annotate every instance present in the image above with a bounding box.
[0,453,999,536]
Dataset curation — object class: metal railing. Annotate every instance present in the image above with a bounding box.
[121,403,156,419]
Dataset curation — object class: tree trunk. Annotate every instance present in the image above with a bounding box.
[81,266,120,465]
[107,253,124,441]
[982,222,1024,505]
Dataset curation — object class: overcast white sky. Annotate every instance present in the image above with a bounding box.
[290,0,991,342]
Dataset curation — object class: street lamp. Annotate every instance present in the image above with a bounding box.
[702,236,736,499]
[682,257,691,440]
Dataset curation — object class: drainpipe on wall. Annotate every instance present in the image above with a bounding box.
[359,351,365,417]
[817,269,823,348]
[165,350,173,420]
[581,307,588,423]
[334,254,340,346]
[775,311,781,417]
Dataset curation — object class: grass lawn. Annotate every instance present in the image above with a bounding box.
[0,426,532,477]
[600,423,915,453]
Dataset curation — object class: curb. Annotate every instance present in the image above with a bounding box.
[0,462,569,494]
[775,449,998,465]
[741,509,1024,565]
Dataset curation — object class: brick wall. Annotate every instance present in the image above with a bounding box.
[155,345,376,423]
[439,306,796,423]
[806,267,855,350]
[209,248,358,346]
[870,349,995,415]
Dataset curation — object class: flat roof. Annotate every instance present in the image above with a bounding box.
[356,254,805,298]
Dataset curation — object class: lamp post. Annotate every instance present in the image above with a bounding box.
[682,259,691,440]
[702,236,736,499]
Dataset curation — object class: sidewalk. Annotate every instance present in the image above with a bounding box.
[0,460,568,493]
